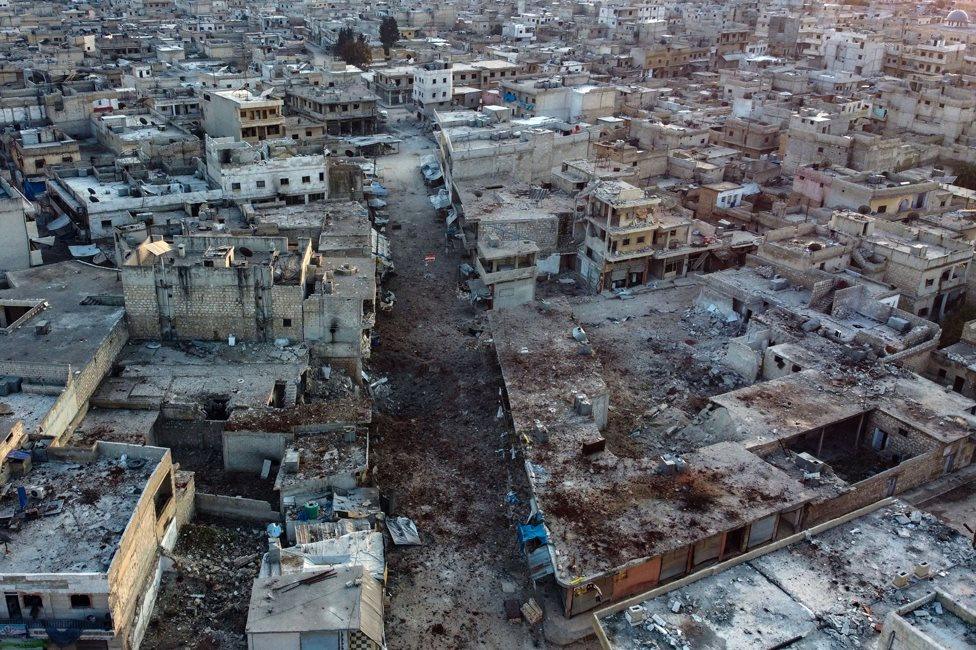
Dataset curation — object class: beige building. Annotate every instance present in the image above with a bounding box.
[9,127,80,179]
[119,234,376,373]
[201,89,285,144]
[0,442,188,650]
[577,181,706,292]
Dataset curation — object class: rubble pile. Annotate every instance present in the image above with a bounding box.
[145,521,266,650]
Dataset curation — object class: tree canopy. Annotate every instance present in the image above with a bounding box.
[334,29,372,68]
[380,16,400,55]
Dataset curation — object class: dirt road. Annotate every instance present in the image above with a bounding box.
[370,125,551,649]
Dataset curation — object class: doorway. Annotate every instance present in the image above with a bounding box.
[4,593,21,619]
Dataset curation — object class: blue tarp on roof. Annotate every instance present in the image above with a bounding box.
[517,523,548,549]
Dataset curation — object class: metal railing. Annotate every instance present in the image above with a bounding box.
[0,616,113,632]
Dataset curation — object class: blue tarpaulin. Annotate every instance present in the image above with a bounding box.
[517,523,548,549]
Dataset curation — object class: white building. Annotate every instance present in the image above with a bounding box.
[0,178,42,271]
[413,61,454,116]
[203,136,330,205]
[502,22,535,41]
[822,31,886,76]
[598,3,666,28]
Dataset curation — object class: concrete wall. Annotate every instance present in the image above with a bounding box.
[41,316,129,443]
[195,492,282,522]
[448,128,597,185]
[222,430,289,472]
[122,261,305,342]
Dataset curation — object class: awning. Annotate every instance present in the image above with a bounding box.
[429,191,451,210]
[68,244,101,258]
[47,215,71,230]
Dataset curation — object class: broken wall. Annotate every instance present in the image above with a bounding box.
[222,430,289,472]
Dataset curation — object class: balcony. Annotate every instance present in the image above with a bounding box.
[0,616,114,638]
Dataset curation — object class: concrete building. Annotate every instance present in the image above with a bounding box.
[577,181,711,292]
[489,298,976,621]
[47,168,221,240]
[598,3,666,28]
[876,77,976,147]
[0,442,187,650]
[0,177,42,270]
[413,60,454,117]
[474,237,540,309]
[284,85,379,135]
[371,65,415,106]
[793,166,944,215]
[92,112,199,158]
[435,108,604,188]
[594,500,976,649]
[822,31,886,76]
[928,319,976,397]
[203,136,339,206]
[119,233,375,373]
[830,211,972,321]
[719,117,781,158]
[201,89,285,144]
[499,78,617,122]
[8,126,80,196]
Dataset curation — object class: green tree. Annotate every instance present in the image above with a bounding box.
[334,26,355,58]
[489,24,503,36]
[380,16,400,56]
[343,35,373,68]
[956,162,976,191]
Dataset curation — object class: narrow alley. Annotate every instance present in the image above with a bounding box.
[369,125,544,649]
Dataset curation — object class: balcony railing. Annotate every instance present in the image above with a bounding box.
[0,616,113,630]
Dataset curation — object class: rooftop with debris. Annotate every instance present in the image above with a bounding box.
[490,299,822,580]
[0,446,166,573]
[0,262,125,371]
[597,500,976,649]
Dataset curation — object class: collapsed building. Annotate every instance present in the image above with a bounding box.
[489,295,975,627]
[594,500,976,649]
[118,233,376,374]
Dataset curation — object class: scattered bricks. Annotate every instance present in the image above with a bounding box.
[520,598,543,625]
[581,436,607,456]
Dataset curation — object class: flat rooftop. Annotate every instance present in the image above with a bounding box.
[702,367,975,447]
[0,452,161,573]
[92,341,308,413]
[598,501,976,649]
[0,262,125,371]
[491,301,816,580]
[458,183,575,223]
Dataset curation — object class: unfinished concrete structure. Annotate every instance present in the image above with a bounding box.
[594,500,976,649]
[119,233,375,373]
[473,237,540,309]
[577,181,715,292]
[0,442,189,649]
[284,85,379,136]
[201,89,285,144]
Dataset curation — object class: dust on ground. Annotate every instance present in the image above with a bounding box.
[170,446,278,502]
[143,519,265,650]
[369,124,597,649]
[556,282,745,457]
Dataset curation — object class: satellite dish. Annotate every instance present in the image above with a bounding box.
[239,246,254,258]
